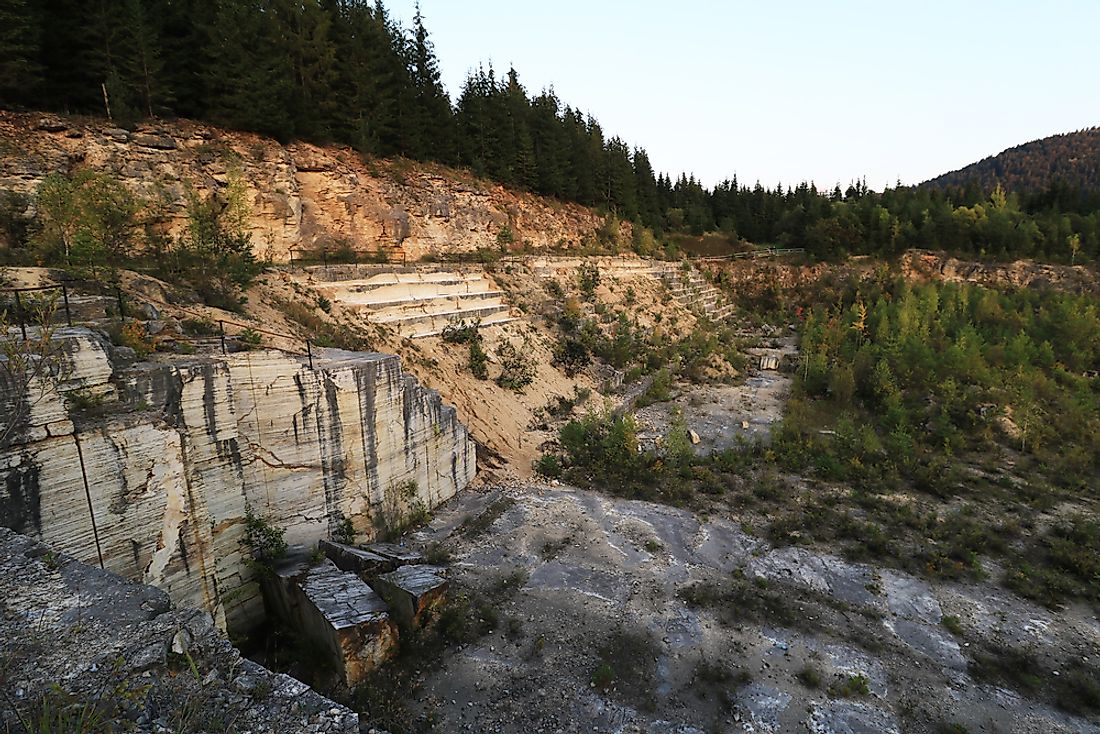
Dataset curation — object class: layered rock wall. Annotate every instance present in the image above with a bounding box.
[0,111,627,263]
[0,329,475,633]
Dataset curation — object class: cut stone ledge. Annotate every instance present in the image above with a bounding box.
[263,556,398,687]
[371,564,448,631]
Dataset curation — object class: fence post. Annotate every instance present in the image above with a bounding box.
[307,340,314,370]
[219,320,227,355]
[13,290,27,341]
[61,285,72,326]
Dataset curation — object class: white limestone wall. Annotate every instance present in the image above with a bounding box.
[0,330,476,633]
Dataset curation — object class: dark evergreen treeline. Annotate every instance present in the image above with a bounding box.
[695,177,1100,262]
[1,0,1099,263]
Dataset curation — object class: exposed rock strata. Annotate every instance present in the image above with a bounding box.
[0,328,475,633]
[0,111,628,263]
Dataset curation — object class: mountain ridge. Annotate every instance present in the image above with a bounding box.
[924,127,1100,192]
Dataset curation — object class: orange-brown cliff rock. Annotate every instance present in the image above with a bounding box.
[0,111,627,262]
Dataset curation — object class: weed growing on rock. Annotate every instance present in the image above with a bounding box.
[941,615,963,636]
[796,665,823,689]
[829,673,870,698]
[243,508,287,574]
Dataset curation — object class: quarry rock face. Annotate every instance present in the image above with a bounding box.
[0,328,476,634]
[0,527,360,733]
[0,111,628,263]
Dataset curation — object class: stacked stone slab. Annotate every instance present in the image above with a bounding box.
[0,527,360,734]
[322,539,448,630]
[0,328,476,634]
[372,564,449,630]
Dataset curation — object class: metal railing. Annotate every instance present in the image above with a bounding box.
[1,282,320,370]
[691,247,805,262]
[2,283,77,340]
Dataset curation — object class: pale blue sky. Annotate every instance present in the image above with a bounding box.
[386,1,1100,191]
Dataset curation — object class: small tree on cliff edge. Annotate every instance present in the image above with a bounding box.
[0,295,66,451]
[161,170,263,312]
[32,171,142,277]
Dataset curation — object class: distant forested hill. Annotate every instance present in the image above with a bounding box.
[925,128,1100,192]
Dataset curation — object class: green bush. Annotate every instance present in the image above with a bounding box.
[495,339,535,392]
[32,171,142,276]
[469,340,489,380]
[577,262,600,300]
[553,336,590,376]
[151,172,263,311]
[244,508,287,573]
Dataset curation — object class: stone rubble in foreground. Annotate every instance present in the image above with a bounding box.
[0,526,373,734]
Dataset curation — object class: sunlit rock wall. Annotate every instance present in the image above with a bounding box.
[0,329,476,632]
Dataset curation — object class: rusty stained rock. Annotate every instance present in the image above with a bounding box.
[266,557,398,687]
[372,564,448,631]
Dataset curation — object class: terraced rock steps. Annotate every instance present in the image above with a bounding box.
[663,268,737,322]
[525,255,679,280]
[311,266,518,338]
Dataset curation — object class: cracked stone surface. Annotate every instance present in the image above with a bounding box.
[0,527,361,733]
[395,482,1100,733]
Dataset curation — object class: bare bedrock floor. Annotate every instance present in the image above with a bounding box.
[401,483,1100,734]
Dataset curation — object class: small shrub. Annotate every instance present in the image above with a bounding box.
[797,665,823,689]
[442,319,481,344]
[636,368,673,408]
[116,319,154,358]
[238,328,262,349]
[553,336,591,376]
[181,318,218,337]
[332,513,355,544]
[424,542,452,565]
[469,340,489,380]
[592,662,616,692]
[577,262,601,301]
[941,615,963,636]
[829,673,870,698]
[244,508,287,573]
[495,339,536,392]
[534,454,562,479]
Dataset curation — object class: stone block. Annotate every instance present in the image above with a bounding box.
[372,564,447,630]
[320,539,395,578]
[264,558,398,687]
[364,542,425,566]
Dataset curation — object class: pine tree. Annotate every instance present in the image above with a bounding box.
[502,68,536,189]
[203,0,295,140]
[0,0,42,106]
[405,3,453,161]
